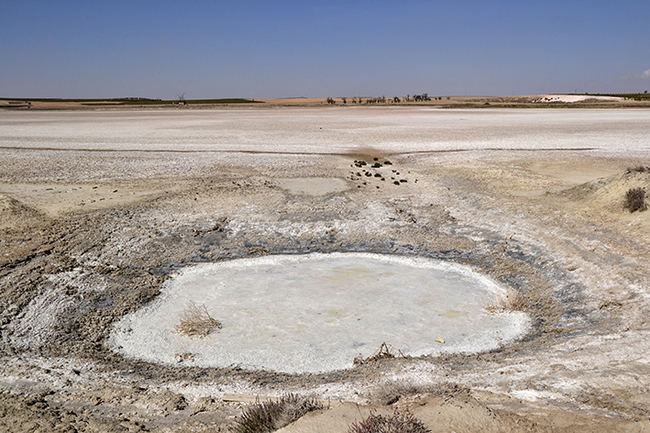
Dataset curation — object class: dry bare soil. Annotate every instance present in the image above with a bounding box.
[0,107,648,432]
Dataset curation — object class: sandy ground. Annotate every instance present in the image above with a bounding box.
[0,107,649,432]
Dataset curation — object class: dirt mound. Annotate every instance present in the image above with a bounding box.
[557,168,649,212]
[0,194,45,229]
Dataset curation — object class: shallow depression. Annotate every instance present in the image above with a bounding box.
[109,253,530,373]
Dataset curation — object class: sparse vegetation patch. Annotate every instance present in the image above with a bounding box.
[348,409,430,433]
[174,303,222,337]
[623,187,647,212]
[233,394,325,433]
[625,165,649,174]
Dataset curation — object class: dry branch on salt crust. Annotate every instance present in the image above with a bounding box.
[174,303,222,337]
[354,342,406,366]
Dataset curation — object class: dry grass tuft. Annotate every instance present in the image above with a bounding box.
[348,409,430,433]
[174,303,222,338]
[484,291,529,313]
[233,394,325,433]
[353,342,405,366]
[623,187,647,213]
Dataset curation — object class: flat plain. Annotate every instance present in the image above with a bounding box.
[0,106,649,432]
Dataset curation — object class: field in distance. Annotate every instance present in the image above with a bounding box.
[2,93,650,110]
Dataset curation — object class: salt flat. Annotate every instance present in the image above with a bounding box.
[0,106,648,432]
[110,253,529,373]
[1,108,649,155]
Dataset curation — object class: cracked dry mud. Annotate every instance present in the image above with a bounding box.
[0,107,649,432]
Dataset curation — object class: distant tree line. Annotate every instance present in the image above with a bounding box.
[325,93,449,105]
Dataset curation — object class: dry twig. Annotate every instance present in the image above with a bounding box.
[175,303,222,337]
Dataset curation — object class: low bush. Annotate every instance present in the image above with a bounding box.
[624,187,647,212]
[233,394,325,433]
[348,409,430,433]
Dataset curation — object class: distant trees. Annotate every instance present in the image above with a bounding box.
[364,96,387,104]
[328,93,444,105]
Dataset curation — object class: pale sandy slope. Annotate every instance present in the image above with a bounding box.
[533,94,624,103]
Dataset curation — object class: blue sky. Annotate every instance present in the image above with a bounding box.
[1,0,649,98]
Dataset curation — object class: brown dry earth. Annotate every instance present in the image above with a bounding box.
[0,107,648,432]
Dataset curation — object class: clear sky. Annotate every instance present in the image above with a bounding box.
[1,0,649,99]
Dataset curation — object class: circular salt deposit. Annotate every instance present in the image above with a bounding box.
[109,253,530,373]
